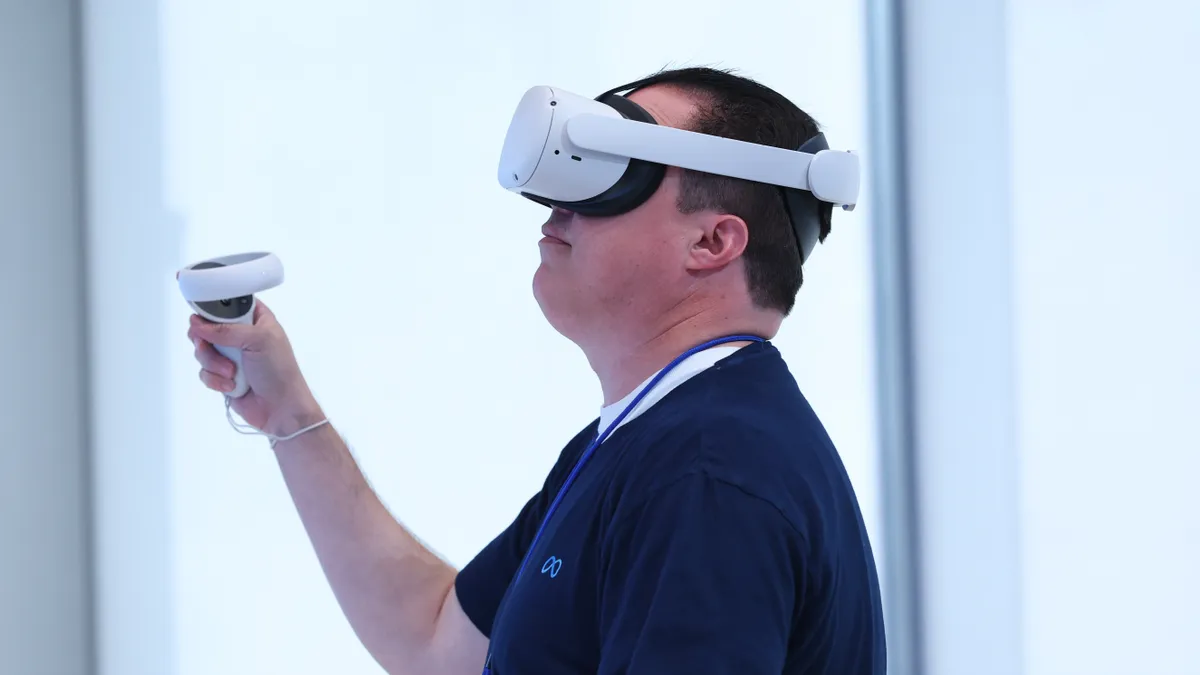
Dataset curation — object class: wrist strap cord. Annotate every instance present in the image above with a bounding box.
[224,396,331,448]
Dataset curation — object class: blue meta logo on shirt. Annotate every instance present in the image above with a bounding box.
[541,555,563,578]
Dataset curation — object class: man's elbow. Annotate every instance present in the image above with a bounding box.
[363,582,487,675]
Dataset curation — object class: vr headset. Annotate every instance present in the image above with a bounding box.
[497,80,860,264]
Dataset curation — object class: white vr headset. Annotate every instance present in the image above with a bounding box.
[497,81,860,263]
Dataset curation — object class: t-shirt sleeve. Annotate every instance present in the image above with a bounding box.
[453,490,546,638]
[597,471,803,675]
[454,428,592,637]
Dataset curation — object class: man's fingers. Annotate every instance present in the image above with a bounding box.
[186,299,279,351]
[188,313,261,350]
[193,338,235,379]
[199,368,234,393]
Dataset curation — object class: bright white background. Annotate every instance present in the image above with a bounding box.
[83,1,878,673]
[1008,2,1200,673]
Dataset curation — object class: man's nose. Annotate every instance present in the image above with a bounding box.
[548,207,574,225]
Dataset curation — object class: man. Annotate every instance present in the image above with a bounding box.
[187,66,885,674]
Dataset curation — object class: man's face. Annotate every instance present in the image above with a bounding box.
[531,86,703,344]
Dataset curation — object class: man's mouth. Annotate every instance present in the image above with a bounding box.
[540,224,569,245]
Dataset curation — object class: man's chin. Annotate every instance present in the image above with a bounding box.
[532,270,582,340]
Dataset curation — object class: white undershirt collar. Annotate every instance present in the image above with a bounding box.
[597,344,746,438]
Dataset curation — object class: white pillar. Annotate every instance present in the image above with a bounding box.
[901,1,1024,674]
[79,1,178,673]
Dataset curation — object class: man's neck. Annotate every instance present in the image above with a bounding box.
[586,308,780,406]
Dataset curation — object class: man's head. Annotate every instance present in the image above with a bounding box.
[531,67,834,351]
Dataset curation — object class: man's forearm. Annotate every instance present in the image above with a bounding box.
[271,419,455,673]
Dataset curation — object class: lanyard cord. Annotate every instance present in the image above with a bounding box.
[481,334,764,675]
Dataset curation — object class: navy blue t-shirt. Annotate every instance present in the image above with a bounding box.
[455,341,885,674]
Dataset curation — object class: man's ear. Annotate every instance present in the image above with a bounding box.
[686,214,749,271]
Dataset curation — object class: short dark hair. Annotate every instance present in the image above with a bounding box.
[622,66,833,316]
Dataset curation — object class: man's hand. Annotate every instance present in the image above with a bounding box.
[187,300,323,436]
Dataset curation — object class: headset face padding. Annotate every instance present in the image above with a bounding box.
[521,93,667,217]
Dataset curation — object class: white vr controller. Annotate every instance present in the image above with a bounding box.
[177,252,284,398]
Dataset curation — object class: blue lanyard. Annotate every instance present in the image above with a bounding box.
[481,334,764,675]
